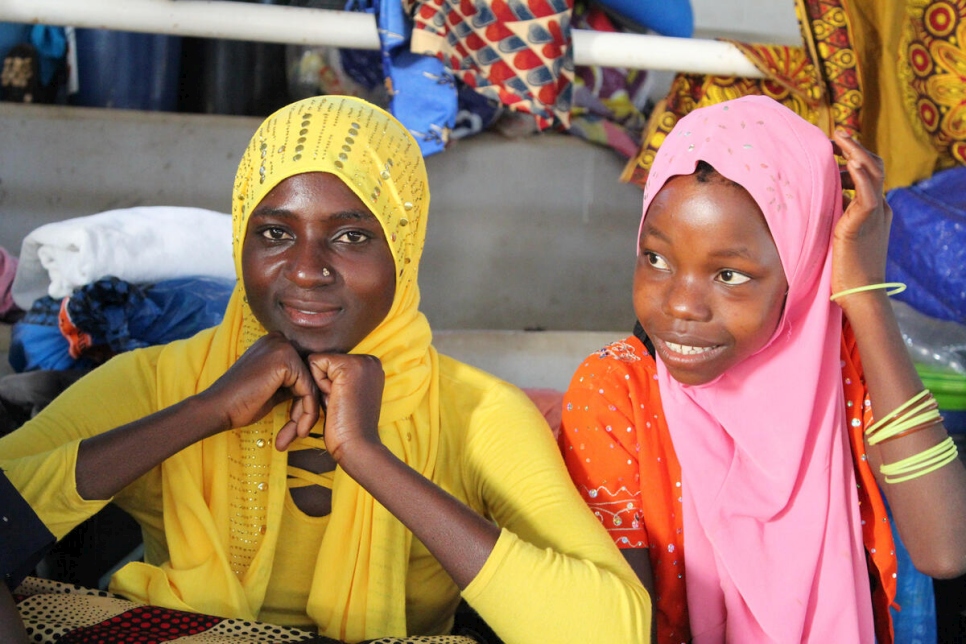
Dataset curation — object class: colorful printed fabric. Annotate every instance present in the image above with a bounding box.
[560,325,898,644]
[410,0,574,130]
[568,4,651,158]
[347,0,458,156]
[875,0,966,186]
[13,577,480,644]
[622,0,861,187]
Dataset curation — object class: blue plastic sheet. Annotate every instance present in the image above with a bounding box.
[8,297,86,373]
[886,166,966,323]
[72,29,181,111]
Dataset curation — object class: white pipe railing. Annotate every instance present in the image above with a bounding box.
[0,0,766,78]
[571,30,763,77]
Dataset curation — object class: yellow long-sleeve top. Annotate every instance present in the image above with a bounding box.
[0,341,650,643]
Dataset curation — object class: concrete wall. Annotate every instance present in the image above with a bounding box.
[0,1,801,337]
[0,103,643,333]
[692,0,800,43]
[0,3,802,388]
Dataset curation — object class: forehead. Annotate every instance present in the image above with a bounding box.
[231,97,430,288]
[644,173,768,230]
[645,174,771,236]
[250,172,375,219]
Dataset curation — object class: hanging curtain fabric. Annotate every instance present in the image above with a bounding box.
[623,0,966,192]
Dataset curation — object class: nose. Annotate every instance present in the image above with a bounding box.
[663,276,711,322]
[287,239,334,287]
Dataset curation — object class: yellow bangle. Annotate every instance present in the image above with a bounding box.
[830,282,906,302]
[867,396,942,446]
[865,390,932,439]
[881,437,959,484]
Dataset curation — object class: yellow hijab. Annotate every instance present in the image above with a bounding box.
[109,96,438,642]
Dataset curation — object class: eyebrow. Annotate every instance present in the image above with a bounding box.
[249,207,377,223]
[640,224,759,261]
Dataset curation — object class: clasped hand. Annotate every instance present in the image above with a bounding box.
[201,332,385,459]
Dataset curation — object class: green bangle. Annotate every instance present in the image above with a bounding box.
[830,282,906,302]
[881,437,959,484]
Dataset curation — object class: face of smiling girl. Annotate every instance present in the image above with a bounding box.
[634,171,789,386]
[242,172,397,356]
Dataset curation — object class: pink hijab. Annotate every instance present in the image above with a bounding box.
[639,96,873,642]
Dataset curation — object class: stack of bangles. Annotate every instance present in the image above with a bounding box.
[865,390,959,484]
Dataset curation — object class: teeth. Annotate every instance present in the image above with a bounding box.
[665,341,714,356]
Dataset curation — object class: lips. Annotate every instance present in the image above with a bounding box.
[280,299,342,327]
[654,336,724,364]
[663,341,717,356]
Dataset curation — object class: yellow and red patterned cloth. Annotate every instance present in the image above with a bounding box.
[409,0,574,130]
[623,0,966,191]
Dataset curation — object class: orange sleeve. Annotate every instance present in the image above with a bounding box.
[560,338,650,549]
[841,321,898,644]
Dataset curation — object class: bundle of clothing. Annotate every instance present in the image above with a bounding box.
[2,206,236,435]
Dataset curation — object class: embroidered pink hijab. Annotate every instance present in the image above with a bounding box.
[639,96,873,642]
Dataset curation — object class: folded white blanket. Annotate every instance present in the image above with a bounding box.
[12,206,235,309]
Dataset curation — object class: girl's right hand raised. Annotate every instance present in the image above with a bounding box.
[199,332,321,440]
[829,131,893,306]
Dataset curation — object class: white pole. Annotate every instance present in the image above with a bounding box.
[0,0,382,50]
[0,0,766,77]
[571,30,765,78]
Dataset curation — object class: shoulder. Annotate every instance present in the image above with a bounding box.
[566,335,657,401]
[435,352,557,451]
[436,352,539,413]
[572,335,654,377]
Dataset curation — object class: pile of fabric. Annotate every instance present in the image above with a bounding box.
[1,206,236,433]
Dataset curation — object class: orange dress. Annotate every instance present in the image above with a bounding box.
[560,324,898,644]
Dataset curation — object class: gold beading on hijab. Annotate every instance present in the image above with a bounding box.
[231,95,430,293]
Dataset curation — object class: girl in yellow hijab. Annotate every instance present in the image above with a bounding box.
[0,96,650,643]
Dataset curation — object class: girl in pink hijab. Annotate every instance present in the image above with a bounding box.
[560,95,966,643]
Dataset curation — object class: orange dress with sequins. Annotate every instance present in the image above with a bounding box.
[560,323,898,644]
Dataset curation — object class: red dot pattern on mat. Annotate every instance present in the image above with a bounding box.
[58,606,221,643]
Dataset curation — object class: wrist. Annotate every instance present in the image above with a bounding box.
[831,281,904,306]
[181,393,233,438]
[835,288,893,321]
[331,436,394,478]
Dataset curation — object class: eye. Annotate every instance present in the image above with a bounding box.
[716,269,751,285]
[644,251,670,271]
[259,226,291,241]
[334,230,372,244]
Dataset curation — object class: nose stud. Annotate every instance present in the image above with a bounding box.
[322,267,331,277]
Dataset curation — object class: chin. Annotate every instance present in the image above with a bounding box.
[661,362,728,387]
[290,337,350,356]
